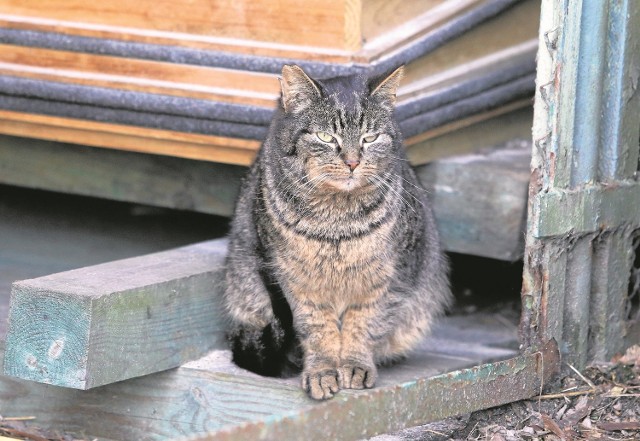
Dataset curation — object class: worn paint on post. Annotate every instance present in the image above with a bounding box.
[522,0,640,366]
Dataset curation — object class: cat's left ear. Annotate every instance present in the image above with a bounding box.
[280,65,322,113]
[369,65,404,109]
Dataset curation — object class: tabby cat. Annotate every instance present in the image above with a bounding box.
[223,64,451,400]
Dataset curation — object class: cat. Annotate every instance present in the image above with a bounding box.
[223,64,452,400]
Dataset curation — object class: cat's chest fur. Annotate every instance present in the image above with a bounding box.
[264,187,398,310]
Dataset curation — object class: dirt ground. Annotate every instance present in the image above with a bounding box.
[373,345,640,441]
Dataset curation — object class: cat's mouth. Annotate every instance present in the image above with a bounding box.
[325,173,369,192]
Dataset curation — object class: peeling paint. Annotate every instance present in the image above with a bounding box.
[522,0,640,367]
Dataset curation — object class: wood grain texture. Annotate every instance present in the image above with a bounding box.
[0,15,352,64]
[4,240,228,389]
[358,0,480,60]
[0,0,351,51]
[401,0,540,87]
[0,44,280,108]
[0,0,526,64]
[0,311,521,440]
[0,110,260,166]
[417,144,531,261]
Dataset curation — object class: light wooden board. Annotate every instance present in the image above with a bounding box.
[0,0,538,163]
[4,240,228,389]
[0,44,280,108]
[402,0,540,86]
[0,0,518,63]
[0,110,261,166]
[359,0,478,58]
[0,0,355,52]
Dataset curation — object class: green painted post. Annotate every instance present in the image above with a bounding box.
[521,0,640,366]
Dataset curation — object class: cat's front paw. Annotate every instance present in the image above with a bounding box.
[302,368,340,400]
[337,361,377,390]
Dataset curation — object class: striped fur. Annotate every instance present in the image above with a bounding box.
[223,65,451,400]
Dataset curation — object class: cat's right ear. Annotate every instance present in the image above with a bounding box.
[280,65,321,113]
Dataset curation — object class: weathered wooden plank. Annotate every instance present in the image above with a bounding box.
[562,236,593,368]
[0,349,309,441]
[589,229,635,361]
[0,133,532,261]
[416,143,531,261]
[4,240,227,389]
[0,310,524,441]
[522,0,640,367]
[0,135,245,216]
[184,341,559,441]
[532,181,640,238]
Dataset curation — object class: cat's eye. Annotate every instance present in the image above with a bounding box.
[316,131,335,143]
[362,134,379,143]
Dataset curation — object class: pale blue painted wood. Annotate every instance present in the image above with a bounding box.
[571,1,608,186]
[4,240,228,389]
[599,0,640,181]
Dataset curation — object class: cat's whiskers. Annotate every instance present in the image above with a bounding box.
[382,153,410,163]
[367,174,417,214]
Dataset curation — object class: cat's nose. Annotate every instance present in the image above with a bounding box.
[344,159,360,171]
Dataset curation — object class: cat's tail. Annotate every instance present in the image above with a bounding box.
[229,317,301,378]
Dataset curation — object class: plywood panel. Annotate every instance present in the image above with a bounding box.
[0,110,260,166]
[359,0,481,59]
[402,0,540,86]
[0,0,352,51]
[0,44,279,108]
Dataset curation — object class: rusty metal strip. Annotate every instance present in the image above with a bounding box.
[182,340,559,441]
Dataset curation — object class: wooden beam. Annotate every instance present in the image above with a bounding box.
[0,133,531,261]
[0,134,246,216]
[3,240,228,389]
[0,0,354,53]
[416,144,531,261]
